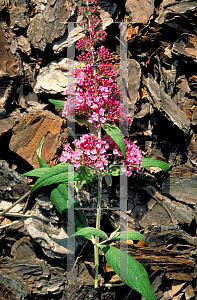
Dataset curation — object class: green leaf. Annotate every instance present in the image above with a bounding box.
[75,115,90,125]
[50,182,69,215]
[71,227,108,241]
[22,168,50,177]
[36,137,49,168]
[75,165,98,185]
[141,158,169,173]
[111,231,146,242]
[32,164,72,192]
[102,124,126,160]
[100,245,156,300]
[48,99,64,110]
[50,183,88,231]
[106,166,120,177]
[74,206,89,231]
[104,174,112,188]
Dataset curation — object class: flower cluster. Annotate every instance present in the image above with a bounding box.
[60,134,111,173]
[78,0,97,4]
[76,29,107,53]
[103,134,143,177]
[77,5,100,17]
[60,133,142,177]
[76,44,110,64]
[63,65,130,126]
[75,36,95,51]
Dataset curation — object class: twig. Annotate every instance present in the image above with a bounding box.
[0,191,31,217]
[0,219,24,230]
[2,212,32,218]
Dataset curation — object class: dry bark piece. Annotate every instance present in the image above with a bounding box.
[0,80,14,107]
[184,284,195,299]
[172,280,186,298]
[33,57,76,95]
[0,271,30,300]
[145,225,197,251]
[134,102,150,119]
[0,116,14,136]
[187,133,197,166]
[161,164,197,205]
[155,0,197,25]
[0,160,30,201]
[145,73,190,134]
[191,108,197,126]
[125,0,154,24]
[24,193,85,259]
[9,2,29,31]
[0,256,66,298]
[16,35,31,55]
[142,185,195,225]
[63,277,101,300]
[127,59,141,122]
[11,237,36,260]
[172,35,197,63]
[27,0,76,51]
[0,0,6,12]
[0,21,22,79]
[9,110,67,168]
[110,181,195,231]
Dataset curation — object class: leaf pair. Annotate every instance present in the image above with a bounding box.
[71,227,146,243]
[71,227,156,300]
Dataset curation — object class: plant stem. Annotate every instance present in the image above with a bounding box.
[94,173,102,288]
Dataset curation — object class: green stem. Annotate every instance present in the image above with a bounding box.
[94,173,102,288]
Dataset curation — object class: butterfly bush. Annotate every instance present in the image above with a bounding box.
[60,0,142,177]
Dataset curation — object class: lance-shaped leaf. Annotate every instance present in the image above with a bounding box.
[48,99,64,110]
[141,158,169,173]
[36,137,50,168]
[22,137,49,177]
[111,231,146,242]
[102,124,126,160]
[75,165,98,185]
[31,164,72,192]
[75,115,91,125]
[100,245,156,300]
[50,183,88,231]
[22,168,50,178]
[71,227,108,241]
